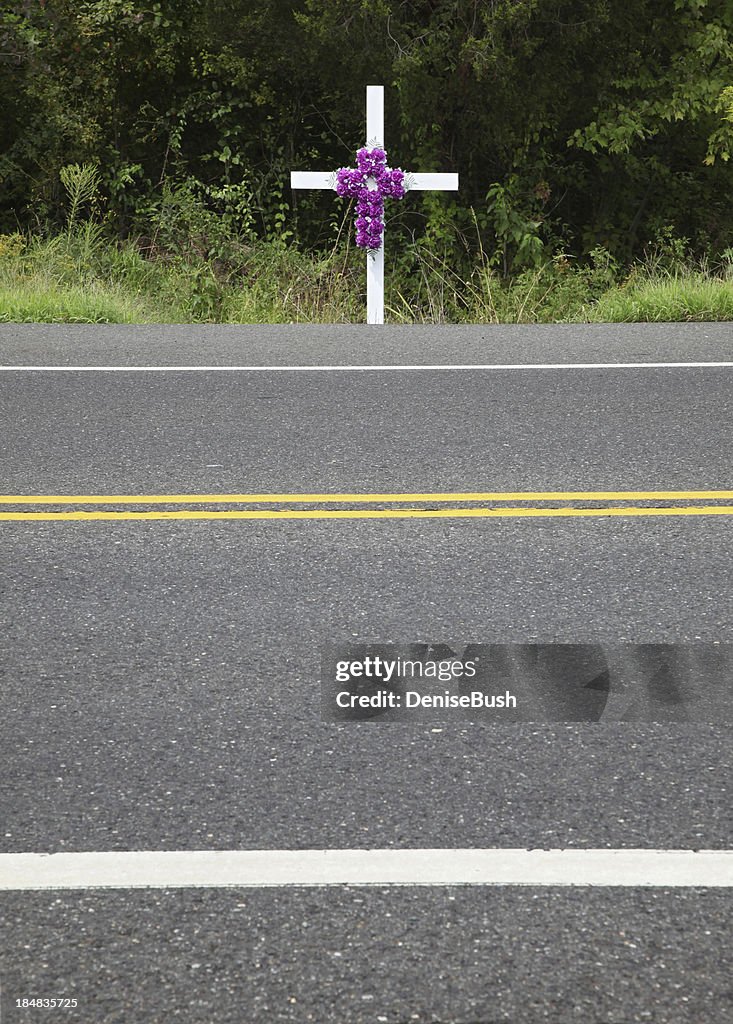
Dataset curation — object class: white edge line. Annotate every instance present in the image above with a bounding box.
[0,362,732,372]
[1,849,731,889]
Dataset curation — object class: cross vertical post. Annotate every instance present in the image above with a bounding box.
[365,85,385,325]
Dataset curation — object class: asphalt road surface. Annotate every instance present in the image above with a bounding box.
[0,323,731,1023]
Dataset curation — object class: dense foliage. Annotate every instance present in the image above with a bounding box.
[2,0,732,269]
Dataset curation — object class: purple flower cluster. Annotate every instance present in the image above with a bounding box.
[336,147,405,250]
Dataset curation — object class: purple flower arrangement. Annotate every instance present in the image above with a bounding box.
[336,147,405,251]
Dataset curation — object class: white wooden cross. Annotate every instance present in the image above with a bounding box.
[290,85,459,324]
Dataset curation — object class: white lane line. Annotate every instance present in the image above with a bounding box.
[1,849,731,890]
[0,362,732,372]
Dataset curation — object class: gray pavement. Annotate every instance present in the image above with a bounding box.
[0,320,731,366]
[0,346,732,496]
[0,520,731,853]
[2,888,731,1024]
[1,325,732,1023]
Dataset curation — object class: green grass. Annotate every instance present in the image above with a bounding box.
[0,279,155,324]
[588,271,733,322]
[1,228,732,324]
[0,230,367,324]
[0,230,172,323]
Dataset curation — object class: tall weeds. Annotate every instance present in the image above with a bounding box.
[1,168,731,323]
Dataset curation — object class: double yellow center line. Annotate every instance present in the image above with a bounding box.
[0,491,732,521]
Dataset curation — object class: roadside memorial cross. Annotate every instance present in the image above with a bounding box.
[290,85,459,324]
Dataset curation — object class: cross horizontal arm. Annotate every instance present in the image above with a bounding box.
[291,171,335,190]
[408,173,459,191]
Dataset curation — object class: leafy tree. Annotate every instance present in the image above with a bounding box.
[1,0,732,262]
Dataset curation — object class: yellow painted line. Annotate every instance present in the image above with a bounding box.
[2,506,733,521]
[1,490,733,505]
